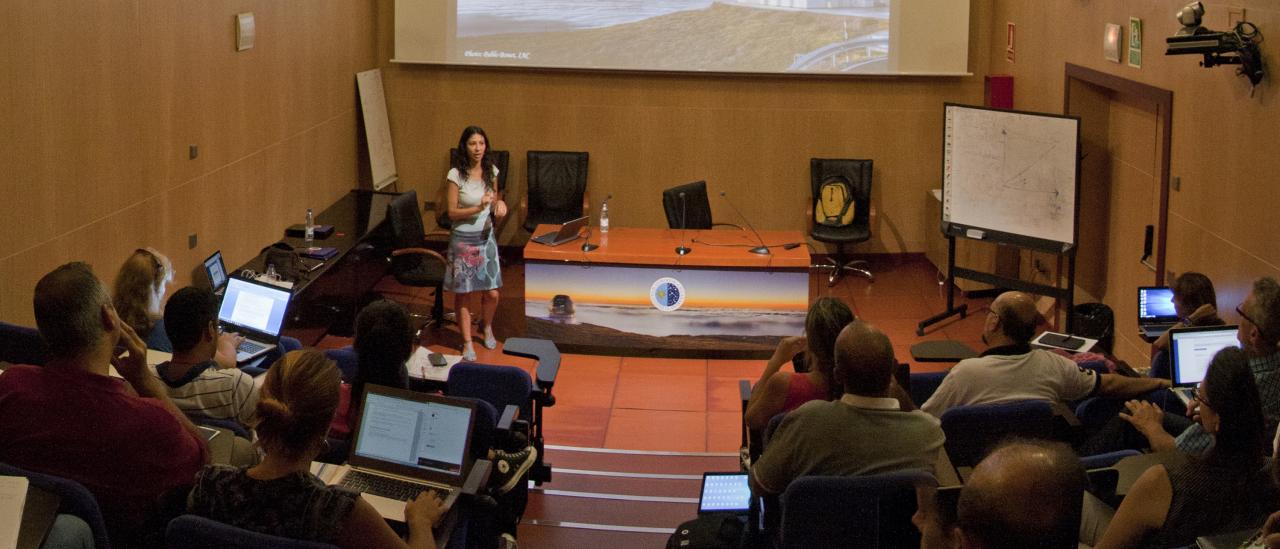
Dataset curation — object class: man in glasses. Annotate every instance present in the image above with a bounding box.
[1112,277,1280,455]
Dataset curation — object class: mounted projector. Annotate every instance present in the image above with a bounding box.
[1165,1,1264,87]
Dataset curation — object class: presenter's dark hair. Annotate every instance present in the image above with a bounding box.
[352,300,413,400]
[163,287,218,353]
[453,126,495,189]
[1172,272,1217,314]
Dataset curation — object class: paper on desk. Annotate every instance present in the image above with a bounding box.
[405,347,462,382]
[0,475,29,549]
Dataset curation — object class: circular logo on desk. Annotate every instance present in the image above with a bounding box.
[650,277,686,312]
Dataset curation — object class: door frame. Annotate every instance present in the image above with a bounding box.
[1063,63,1173,284]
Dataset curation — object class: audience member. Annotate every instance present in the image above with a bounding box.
[921,291,1169,417]
[1094,347,1279,548]
[1148,272,1224,380]
[939,439,1086,549]
[352,299,413,402]
[154,287,259,429]
[1107,277,1280,455]
[0,262,207,542]
[750,321,944,496]
[744,297,854,431]
[113,247,174,351]
[187,350,444,548]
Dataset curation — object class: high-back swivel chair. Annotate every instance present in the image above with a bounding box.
[809,158,874,286]
[386,190,450,328]
[520,151,589,233]
[661,180,742,230]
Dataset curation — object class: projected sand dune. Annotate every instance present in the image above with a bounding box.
[454,2,888,72]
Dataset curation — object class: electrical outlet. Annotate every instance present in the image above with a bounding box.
[188,233,198,249]
[1228,8,1246,29]
[1171,176,1181,191]
[189,145,199,159]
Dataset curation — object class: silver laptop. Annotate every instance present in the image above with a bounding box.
[530,216,589,246]
[1138,287,1178,339]
[327,385,477,519]
[1169,325,1239,405]
[203,251,229,296]
[216,277,292,363]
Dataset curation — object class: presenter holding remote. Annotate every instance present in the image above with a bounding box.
[445,126,505,361]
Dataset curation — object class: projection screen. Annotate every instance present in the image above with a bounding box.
[395,0,972,76]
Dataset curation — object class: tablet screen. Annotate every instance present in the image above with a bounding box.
[699,473,751,514]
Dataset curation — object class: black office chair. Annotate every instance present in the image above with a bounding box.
[435,149,511,230]
[520,151,590,233]
[661,180,742,230]
[808,158,874,286]
[386,190,449,331]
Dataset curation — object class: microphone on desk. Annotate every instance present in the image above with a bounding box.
[675,192,692,256]
[582,194,611,252]
[720,191,770,255]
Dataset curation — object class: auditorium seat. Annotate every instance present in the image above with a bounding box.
[778,470,935,549]
[808,158,874,286]
[520,151,589,233]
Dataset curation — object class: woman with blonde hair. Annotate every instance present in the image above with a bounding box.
[187,350,444,548]
[113,247,174,350]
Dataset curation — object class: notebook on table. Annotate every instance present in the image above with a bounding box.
[216,277,293,363]
[530,216,589,247]
[1168,325,1240,405]
[203,251,229,295]
[1138,286,1178,339]
[325,384,477,520]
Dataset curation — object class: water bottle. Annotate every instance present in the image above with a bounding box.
[599,201,610,233]
[304,208,315,247]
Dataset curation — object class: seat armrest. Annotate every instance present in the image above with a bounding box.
[498,405,519,431]
[502,337,560,389]
[390,247,447,264]
[424,229,450,239]
[1050,401,1083,428]
[738,380,752,407]
[712,222,744,230]
[461,459,492,496]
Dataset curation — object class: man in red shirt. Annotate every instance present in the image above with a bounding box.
[0,262,207,544]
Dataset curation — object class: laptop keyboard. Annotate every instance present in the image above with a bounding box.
[531,231,556,245]
[340,470,446,502]
[237,340,267,355]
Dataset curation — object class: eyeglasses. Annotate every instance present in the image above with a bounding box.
[1194,385,1210,408]
[1237,304,1272,341]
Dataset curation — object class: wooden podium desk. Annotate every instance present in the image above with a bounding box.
[523,226,811,358]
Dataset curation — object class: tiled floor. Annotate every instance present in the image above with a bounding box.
[325,254,994,453]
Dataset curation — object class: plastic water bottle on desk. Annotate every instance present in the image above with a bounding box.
[304,208,315,249]
[599,201,609,234]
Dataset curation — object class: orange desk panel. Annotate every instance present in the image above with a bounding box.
[523,226,810,269]
[523,226,811,358]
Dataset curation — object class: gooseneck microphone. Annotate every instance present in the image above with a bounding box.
[675,192,692,256]
[582,193,611,252]
[720,191,770,255]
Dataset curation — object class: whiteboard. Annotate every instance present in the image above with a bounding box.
[942,103,1079,251]
[356,69,398,191]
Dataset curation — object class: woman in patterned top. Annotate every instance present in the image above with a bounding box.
[1095,347,1279,548]
[445,126,506,362]
[188,350,444,548]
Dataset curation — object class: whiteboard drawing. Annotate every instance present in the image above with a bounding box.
[942,104,1078,247]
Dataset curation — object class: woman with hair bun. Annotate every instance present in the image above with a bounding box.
[187,350,444,548]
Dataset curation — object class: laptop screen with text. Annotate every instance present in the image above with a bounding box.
[354,391,474,478]
[217,278,290,337]
[1170,326,1240,386]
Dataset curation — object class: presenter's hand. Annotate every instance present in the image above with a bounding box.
[480,191,495,207]
[493,199,508,220]
[405,490,445,529]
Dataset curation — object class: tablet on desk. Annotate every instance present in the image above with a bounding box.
[698,473,751,515]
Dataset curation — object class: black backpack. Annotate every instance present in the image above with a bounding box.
[666,514,745,549]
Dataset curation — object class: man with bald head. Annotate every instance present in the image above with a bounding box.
[750,321,945,496]
[921,291,1168,417]
[950,439,1085,549]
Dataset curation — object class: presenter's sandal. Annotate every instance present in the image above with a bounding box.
[462,343,477,362]
[483,327,498,350]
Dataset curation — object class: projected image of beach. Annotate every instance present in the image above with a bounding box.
[455,0,890,73]
[524,263,808,355]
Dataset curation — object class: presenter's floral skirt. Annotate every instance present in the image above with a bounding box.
[444,228,502,293]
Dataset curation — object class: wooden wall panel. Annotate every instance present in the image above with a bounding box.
[0,1,376,325]
[991,0,1280,365]
[373,0,995,252]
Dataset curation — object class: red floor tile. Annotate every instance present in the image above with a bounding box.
[707,377,750,413]
[550,356,621,410]
[604,409,707,452]
[707,411,744,453]
[542,405,611,448]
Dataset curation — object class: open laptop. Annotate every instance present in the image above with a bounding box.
[1168,325,1240,405]
[1138,286,1178,339]
[326,384,477,520]
[698,472,751,515]
[530,216,589,247]
[203,251,229,295]
[217,277,293,363]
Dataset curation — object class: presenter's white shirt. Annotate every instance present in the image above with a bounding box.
[447,167,498,233]
[921,345,1099,417]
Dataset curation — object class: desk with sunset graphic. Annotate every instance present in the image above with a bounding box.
[523,226,811,358]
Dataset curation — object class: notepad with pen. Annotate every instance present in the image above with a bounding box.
[299,247,338,260]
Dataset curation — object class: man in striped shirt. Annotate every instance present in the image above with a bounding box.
[153,286,260,428]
